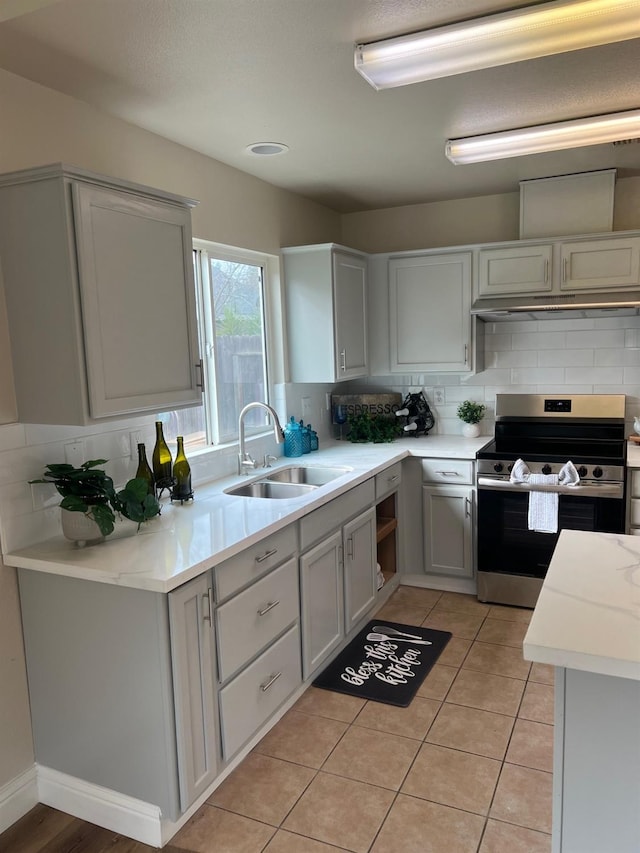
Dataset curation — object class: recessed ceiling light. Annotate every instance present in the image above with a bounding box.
[246,142,289,156]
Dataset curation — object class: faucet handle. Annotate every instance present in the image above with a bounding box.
[263,454,278,468]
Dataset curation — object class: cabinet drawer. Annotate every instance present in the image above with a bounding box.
[215,525,297,602]
[375,462,402,501]
[216,557,299,683]
[629,499,640,527]
[219,624,302,760]
[629,470,640,499]
[421,459,474,485]
[300,480,375,551]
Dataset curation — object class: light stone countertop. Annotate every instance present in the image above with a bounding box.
[523,529,640,681]
[4,435,489,594]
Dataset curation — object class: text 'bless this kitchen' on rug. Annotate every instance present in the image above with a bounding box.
[313,620,452,707]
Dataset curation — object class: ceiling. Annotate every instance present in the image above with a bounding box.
[1,0,639,213]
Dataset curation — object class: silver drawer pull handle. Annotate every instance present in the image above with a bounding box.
[437,471,460,476]
[260,672,282,692]
[257,600,280,617]
[256,548,278,563]
[388,474,399,482]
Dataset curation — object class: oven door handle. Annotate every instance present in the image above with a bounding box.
[477,476,624,499]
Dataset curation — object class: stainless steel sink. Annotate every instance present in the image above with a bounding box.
[265,465,352,486]
[224,480,318,499]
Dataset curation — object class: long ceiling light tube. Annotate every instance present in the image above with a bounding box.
[354,0,640,89]
[445,109,640,164]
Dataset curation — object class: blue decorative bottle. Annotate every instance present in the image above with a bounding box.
[284,417,303,457]
[300,419,311,454]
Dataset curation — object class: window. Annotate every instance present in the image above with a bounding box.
[159,242,276,448]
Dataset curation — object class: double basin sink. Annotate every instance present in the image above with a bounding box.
[224,464,352,499]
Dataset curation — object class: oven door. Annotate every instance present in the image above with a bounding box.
[476,479,625,606]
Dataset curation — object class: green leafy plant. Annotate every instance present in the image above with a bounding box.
[346,412,403,443]
[456,400,486,424]
[30,459,160,538]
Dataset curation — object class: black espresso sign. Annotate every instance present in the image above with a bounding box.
[313,620,451,707]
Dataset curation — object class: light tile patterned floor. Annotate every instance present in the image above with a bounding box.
[172,588,553,853]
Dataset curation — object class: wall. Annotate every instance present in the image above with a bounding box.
[341,176,640,254]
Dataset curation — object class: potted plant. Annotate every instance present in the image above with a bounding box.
[456,400,486,438]
[30,459,161,546]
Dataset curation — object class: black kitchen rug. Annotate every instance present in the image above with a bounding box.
[313,620,452,707]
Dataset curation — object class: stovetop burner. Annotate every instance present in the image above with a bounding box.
[476,394,626,484]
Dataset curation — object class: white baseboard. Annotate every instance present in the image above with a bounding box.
[0,765,38,834]
[36,766,163,848]
[401,573,477,596]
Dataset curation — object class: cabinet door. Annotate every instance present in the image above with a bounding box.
[343,507,377,633]
[300,531,344,678]
[169,574,218,811]
[333,251,368,380]
[478,245,552,296]
[559,236,640,291]
[389,253,472,372]
[423,485,473,579]
[73,183,202,417]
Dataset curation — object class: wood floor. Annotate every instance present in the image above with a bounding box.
[0,803,174,853]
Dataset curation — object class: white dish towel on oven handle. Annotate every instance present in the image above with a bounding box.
[510,459,580,533]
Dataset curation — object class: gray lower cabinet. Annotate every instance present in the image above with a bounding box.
[422,459,475,580]
[300,530,345,678]
[299,480,377,679]
[168,573,218,811]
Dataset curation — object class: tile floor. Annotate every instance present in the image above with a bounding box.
[170,586,554,853]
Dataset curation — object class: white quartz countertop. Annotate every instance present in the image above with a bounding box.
[4,435,488,593]
[523,529,640,681]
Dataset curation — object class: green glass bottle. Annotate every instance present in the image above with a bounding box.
[135,443,155,495]
[172,436,192,500]
[152,421,173,490]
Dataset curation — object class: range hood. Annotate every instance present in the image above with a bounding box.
[471,290,640,322]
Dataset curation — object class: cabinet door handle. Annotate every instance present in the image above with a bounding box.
[195,359,205,390]
[340,349,346,371]
[260,671,282,692]
[257,600,280,617]
[256,548,277,563]
[563,257,568,282]
[464,344,468,365]
[437,470,460,477]
[346,536,353,559]
[202,588,213,624]
[465,497,471,518]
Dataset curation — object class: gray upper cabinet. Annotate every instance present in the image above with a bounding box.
[283,244,368,383]
[559,235,640,290]
[478,244,553,297]
[389,252,474,373]
[0,164,201,425]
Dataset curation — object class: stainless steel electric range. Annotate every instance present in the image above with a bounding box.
[476,394,626,609]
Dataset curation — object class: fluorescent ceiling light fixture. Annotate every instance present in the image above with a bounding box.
[354,0,640,89]
[445,109,640,164]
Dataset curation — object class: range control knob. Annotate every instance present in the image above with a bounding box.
[493,463,504,473]
[593,466,603,479]
[507,463,514,473]
[542,464,552,475]
[577,466,588,478]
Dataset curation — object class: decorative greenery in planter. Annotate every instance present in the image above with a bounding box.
[346,412,403,443]
[30,459,161,538]
[456,400,486,424]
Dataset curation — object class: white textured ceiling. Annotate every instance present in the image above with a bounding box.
[1,0,639,212]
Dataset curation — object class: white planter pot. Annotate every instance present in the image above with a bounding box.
[461,422,481,438]
[61,508,104,547]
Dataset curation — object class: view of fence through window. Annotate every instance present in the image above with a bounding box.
[159,249,269,447]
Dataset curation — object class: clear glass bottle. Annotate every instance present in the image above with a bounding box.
[135,443,155,495]
[152,421,173,489]
[172,436,192,500]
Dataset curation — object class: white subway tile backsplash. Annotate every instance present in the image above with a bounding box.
[491,350,538,368]
[541,317,594,331]
[484,333,512,351]
[566,329,625,349]
[538,349,593,367]
[0,423,26,451]
[595,348,640,366]
[511,331,566,350]
[566,367,624,385]
[625,328,640,348]
[511,367,565,385]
